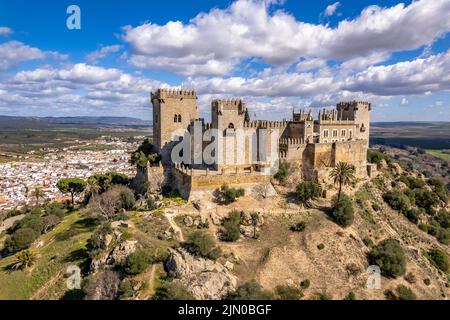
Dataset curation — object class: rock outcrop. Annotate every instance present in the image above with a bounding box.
[165,248,237,300]
[106,240,137,266]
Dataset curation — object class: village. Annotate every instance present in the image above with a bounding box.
[0,137,139,212]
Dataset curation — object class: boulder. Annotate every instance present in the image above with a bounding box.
[240,225,259,238]
[210,212,222,225]
[390,163,403,175]
[377,159,388,170]
[165,248,237,300]
[106,240,137,266]
[183,216,194,226]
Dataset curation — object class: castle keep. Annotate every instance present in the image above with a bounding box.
[150,88,372,199]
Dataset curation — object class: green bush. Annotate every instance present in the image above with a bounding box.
[436,228,450,245]
[118,279,134,299]
[368,238,406,278]
[363,237,374,247]
[87,223,112,253]
[424,278,431,286]
[383,190,411,214]
[371,202,380,212]
[290,221,306,232]
[414,188,439,213]
[220,184,245,203]
[317,243,325,250]
[426,248,450,272]
[274,285,303,300]
[45,202,65,218]
[185,231,221,260]
[404,208,421,224]
[332,195,354,227]
[296,181,322,206]
[154,281,194,300]
[367,150,387,164]
[229,280,274,300]
[399,176,425,189]
[403,188,416,206]
[4,228,37,253]
[274,161,290,184]
[123,250,150,275]
[11,214,44,235]
[222,211,241,242]
[396,285,416,300]
[119,187,136,210]
[435,210,450,229]
[428,178,449,203]
[300,279,310,289]
[344,291,356,300]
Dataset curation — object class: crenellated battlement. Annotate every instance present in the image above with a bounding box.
[243,120,288,129]
[337,100,371,110]
[212,98,246,110]
[151,88,197,100]
[279,137,305,146]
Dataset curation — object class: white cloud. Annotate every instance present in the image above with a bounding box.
[323,2,340,17]
[296,58,327,72]
[0,27,13,36]
[340,51,390,71]
[0,41,45,70]
[401,97,408,105]
[86,45,122,64]
[122,0,450,76]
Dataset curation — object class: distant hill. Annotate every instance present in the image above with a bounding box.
[0,115,150,129]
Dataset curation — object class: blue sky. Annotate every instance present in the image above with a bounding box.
[0,0,449,122]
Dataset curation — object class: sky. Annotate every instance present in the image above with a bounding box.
[0,0,450,122]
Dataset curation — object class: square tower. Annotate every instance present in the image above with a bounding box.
[151,89,199,152]
[336,101,371,145]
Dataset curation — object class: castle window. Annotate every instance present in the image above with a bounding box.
[174,114,178,122]
[178,114,182,122]
[332,129,338,137]
[323,129,329,138]
[341,129,346,137]
[228,123,235,129]
[155,115,158,123]
[349,129,353,138]
[323,139,328,143]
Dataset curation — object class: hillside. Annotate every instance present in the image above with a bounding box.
[0,148,449,300]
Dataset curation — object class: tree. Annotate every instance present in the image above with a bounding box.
[4,228,37,253]
[243,109,250,123]
[30,187,45,206]
[123,250,150,275]
[42,215,61,233]
[83,270,121,300]
[274,161,290,185]
[184,231,221,260]
[87,186,124,221]
[222,211,241,242]
[57,178,86,205]
[250,212,259,239]
[329,162,356,205]
[332,194,354,227]
[383,190,411,214]
[219,184,245,203]
[296,181,322,207]
[154,281,194,300]
[229,280,274,300]
[274,285,303,300]
[11,250,37,270]
[396,285,416,300]
[368,238,406,278]
[426,248,449,272]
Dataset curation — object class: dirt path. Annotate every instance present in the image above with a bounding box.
[0,214,25,233]
[164,211,185,242]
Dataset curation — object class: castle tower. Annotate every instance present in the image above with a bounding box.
[336,101,371,145]
[151,89,199,152]
[211,99,247,132]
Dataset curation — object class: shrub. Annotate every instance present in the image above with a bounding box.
[4,228,37,253]
[344,291,356,300]
[403,188,416,206]
[118,279,134,300]
[428,178,449,203]
[435,210,450,229]
[42,214,61,233]
[368,238,406,278]
[221,211,241,242]
[185,231,221,260]
[229,280,274,300]
[11,214,44,235]
[404,208,421,224]
[436,228,450,245]
[119,187,136,210]
[300,279,310,289]
[424,278,431,286]
[296,181,322,206]
[123,250,150,275]
[399,176,425,189]
[363,237,374,247]
[426,248,450,272]
[371,202,380,212]
[274,285,303,300]
[396,285,416,300]
[332,195,354,227]
[290,221,306,232]
[4,209,23,220]
[367,150,386,164]
[45,202,65,218]
[154,281,194,300]
[383,190,411,214]
[414,188,439,213]
[220,184,245,203]
[274,160,290,184]
[86,223,112,254]
[317,243,325,250]
[404,272,416,284]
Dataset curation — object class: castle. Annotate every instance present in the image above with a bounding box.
[149,88,373,200]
